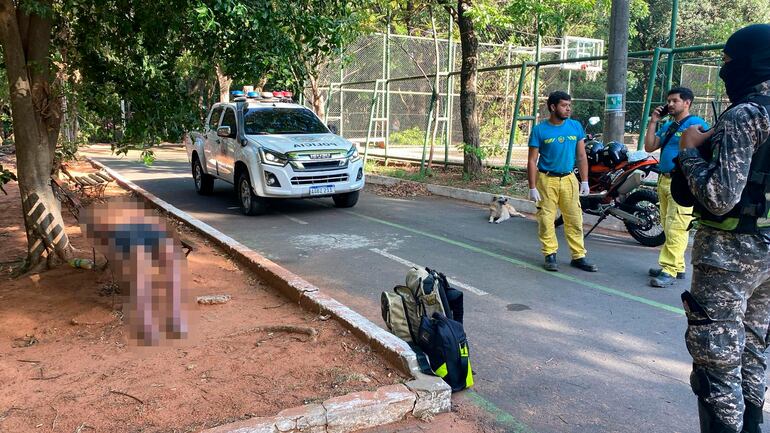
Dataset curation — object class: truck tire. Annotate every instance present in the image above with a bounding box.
[192,156,214,195]
[332,190,360,208]
[237,171,268,216]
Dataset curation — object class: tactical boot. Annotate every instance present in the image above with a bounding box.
[698,398,740,433]
[741,400,764,433]
[543,254,558,272]
[570,257,598,272]
[650,272,677,288]
[649,267,686,279]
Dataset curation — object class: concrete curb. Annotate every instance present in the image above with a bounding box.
[86,157,451,433]
[365,173,629,233]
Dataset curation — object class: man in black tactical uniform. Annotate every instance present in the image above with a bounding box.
[677,24,770,433]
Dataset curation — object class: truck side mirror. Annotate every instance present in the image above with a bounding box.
[328,124,338,135]
[217,126,232,138]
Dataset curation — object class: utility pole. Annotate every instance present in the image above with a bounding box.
[603,0,630,144]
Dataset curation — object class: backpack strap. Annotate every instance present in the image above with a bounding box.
[426,267,453,320]
[660,115,694,148]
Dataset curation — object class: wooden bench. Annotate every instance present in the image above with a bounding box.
[60,164,114,198]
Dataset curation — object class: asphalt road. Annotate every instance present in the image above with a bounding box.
[82,144,733,433]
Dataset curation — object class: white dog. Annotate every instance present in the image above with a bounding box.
[488,196,525,223]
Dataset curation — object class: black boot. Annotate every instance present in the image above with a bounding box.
[741,400,764,433]
[699,398,740,433]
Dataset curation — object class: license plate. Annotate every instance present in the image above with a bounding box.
[309,153,332,159]
[309,185,335,195]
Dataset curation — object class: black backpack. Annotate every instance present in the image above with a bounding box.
[381,266,473,391]
[417,312,474,392]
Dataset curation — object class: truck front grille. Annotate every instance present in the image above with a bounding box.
[299,160,346,171]
[288,158,348,172]
[291,174,350,185]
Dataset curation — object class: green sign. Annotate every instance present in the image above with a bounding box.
[605,94,623,112]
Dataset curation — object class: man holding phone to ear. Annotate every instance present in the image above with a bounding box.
[644,87,709,287]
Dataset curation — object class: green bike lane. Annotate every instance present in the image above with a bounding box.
[83,145,699,433]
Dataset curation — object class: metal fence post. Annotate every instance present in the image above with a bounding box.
[444,14,455,168]
[339,49,345,136]
[364,80,384,164]
[384,18,391,165]
[421,90,438,174]
[324,83,334,124]
[503,63,530,184]
[637,47,663,150]
[665,0,680,91]
[531,19,541,120]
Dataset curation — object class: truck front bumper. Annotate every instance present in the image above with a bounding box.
[254,159,365,198]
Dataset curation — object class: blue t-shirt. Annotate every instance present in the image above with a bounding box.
[655,116,709,173]
[528,119,585,174]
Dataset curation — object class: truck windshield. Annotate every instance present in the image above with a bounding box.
[243,108,329,135]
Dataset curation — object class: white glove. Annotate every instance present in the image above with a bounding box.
[579,181,590,196]
[529,188,541,202]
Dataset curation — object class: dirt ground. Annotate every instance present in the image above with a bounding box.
[0,155,500,433]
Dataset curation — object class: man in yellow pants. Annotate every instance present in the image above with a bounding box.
[527,91,597,272]
[643,87,708,287]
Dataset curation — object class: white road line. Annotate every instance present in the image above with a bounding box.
[369,248,488,296]
[281,214,309,225]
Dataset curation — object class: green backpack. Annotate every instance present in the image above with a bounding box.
[380,267,455,343]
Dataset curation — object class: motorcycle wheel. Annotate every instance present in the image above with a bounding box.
[623,188,665,247]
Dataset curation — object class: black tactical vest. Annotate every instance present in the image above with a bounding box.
[693,94,770,234]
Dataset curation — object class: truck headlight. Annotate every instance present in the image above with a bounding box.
[259,148,288,166]
[347,146,361,163]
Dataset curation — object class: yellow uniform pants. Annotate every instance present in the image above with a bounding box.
[535,172,586,259]
[657,175,693,276]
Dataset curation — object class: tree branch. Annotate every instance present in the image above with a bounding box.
[396,41,433,89]
[441,1,458,22]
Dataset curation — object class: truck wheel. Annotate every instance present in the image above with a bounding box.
[192,156,214,195]
[332,190,360,208]
[237,171,267,216]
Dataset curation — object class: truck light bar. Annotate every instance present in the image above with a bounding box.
[232,88,295,103]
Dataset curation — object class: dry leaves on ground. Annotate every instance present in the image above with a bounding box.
[366,182,431,198]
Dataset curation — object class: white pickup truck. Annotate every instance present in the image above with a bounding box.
[185,95,364,215]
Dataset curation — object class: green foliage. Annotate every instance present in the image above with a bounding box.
[54,140,78,166]
[189,1,290,85]
[282,0,379,84]
[64,0,202,148]
[0,165,16,195]
[389,127,424,146]
[458,142,487,161]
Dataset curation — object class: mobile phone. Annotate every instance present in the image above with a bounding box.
[657,105,670,116]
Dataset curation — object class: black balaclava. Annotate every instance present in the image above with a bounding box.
[720,24,770,103]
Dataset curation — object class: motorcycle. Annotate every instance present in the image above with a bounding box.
[555,118,665,247]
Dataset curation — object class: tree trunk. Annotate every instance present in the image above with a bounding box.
[405,1,415,35]
[0,0,72,269]
[255,76,268,92]
[457,0,482,178]
[307,75,325,119]
[215,64,232,103]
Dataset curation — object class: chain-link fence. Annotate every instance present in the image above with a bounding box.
[304,23,726,170]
